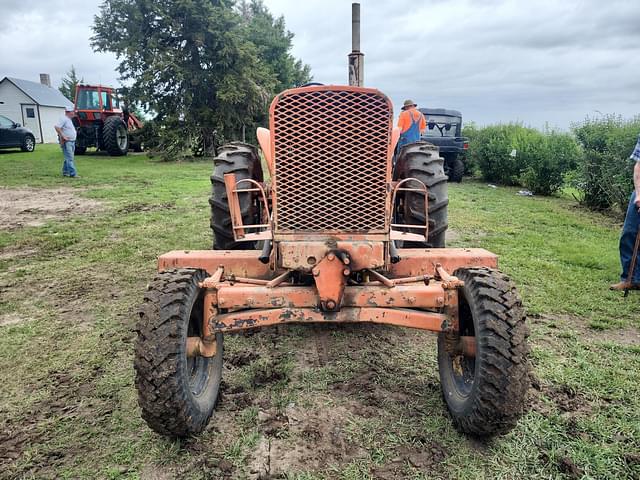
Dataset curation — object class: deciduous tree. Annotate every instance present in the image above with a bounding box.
[92,0,310,157]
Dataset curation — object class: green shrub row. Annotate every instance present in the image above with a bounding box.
[571,115,639,210]
[464,124,580,195]
[463,116,639,208]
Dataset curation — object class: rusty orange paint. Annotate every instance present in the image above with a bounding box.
[215,282,450,310]
[256,127,274,177]
[158,248,495,281]
[312,253,349,310]
[279,241,385,271]
[274,232,390,242]
[390,248,498,277]
[269,85,393,238]
[158,250,271,278]
[224,173,245,239]
[390,177,429,242]
[390,126,401,153]
[223,176,273,243]
[211,307,449,333]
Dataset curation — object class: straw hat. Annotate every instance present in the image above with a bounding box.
[402,99,417,110]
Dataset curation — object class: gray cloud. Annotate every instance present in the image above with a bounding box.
[0,0,119,88]
[267,0,640,128]
[1,0,638,128]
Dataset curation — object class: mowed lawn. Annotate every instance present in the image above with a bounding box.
[0,144,638,479]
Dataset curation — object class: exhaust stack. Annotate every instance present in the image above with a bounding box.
[348,3,364,86]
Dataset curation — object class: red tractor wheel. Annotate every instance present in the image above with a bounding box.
[103,116,129,156]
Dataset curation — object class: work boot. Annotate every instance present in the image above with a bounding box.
[610,281,640,291]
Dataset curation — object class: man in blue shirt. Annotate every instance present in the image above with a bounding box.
[54,106,79,178]
[610,135,640,290]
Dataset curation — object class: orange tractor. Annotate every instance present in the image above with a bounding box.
[134,4,529,438]
[72,84,143,155]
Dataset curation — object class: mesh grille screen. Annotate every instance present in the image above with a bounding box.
[273,88,390,232]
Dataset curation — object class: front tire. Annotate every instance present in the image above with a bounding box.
[437,268,529,436]
[103,116,129,156]
[135,268,223,437]
[21,134,35,152]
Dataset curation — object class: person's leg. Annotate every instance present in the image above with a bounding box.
[64,142,78,177]
[619,191,640,284]
[61,143,69,176]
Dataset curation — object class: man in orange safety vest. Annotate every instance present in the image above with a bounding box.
[397,99,426,150]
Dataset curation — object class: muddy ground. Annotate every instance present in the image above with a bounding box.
[0,187,102,230]
[1,186,639,479]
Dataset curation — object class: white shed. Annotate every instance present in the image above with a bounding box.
[0,76,74,143]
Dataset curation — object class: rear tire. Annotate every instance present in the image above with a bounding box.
[209,142,264,250]
[393,141,448,247]
[135,268,223,437]
[103,116,129,156]
[437,268,529,436]
[447,156,464,183]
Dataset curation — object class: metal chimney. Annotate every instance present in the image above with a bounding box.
[39,73,51,87]
[348,3,364,86]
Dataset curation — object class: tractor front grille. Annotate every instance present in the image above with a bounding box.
[272,86,391,233]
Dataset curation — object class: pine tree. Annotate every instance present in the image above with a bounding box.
[239,0,311,92]
[58,66,84,102]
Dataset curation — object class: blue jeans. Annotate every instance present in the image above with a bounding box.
[620,191,640,283]
[61,141,77,177]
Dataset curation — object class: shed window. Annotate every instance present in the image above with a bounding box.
[26,108,35,118]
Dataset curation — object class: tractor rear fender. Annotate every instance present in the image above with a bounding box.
[256,127,274,177]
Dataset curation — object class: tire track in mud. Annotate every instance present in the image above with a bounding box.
[233,324,451,479]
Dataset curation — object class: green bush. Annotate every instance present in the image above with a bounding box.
[461,122,479,175]
[468,124,524,185]
[468,124,579,195]
[519,131,581,196]
[572,115,639,211]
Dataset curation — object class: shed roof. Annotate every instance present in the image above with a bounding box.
[1,77,73,108]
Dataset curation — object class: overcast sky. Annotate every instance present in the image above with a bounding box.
[1,0,638,129]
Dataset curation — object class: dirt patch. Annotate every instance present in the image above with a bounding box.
[0,187,102,229]
[371,443,448,479]
[227,351,260,368]
[581,326,640,346]
[532,313,640,346]
[247,405,368,478]
[250,360,288,388]
[0,246,38,260]
[139,465,175,480]
[0,313,25,327]
[445,228,460,243]
[556,456,583,479]
[529,375,591,417]
[0,365,108,472]
[117,202,175,214]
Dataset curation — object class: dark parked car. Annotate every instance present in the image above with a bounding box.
[0,115,36,152]
[419,108,468,182]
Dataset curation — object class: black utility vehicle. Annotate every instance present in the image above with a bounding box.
[419,108,467,182]
[0,115,36,152]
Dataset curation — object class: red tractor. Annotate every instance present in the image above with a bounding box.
[72,84,143,156]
